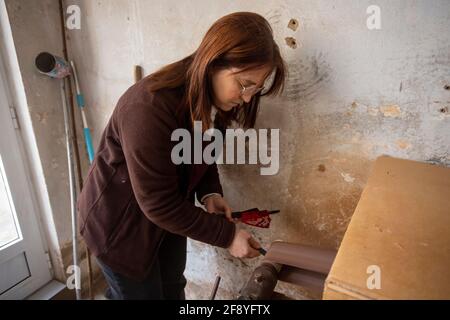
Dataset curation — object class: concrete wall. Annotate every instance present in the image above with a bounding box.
[5,0,450,299]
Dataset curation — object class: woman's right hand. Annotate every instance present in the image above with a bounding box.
[228,229,261,258]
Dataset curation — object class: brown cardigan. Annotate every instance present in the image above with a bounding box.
[77,77,236,280]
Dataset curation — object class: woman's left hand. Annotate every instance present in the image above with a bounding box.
[204,194,235,223]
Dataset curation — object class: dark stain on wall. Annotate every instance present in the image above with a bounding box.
[285,53,331,102]
[265,8,283,25]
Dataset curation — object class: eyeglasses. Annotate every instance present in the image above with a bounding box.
[236,78,265,98]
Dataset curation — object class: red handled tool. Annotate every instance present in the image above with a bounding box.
[219,208,280,228]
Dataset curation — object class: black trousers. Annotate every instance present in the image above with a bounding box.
[97,232,187,300]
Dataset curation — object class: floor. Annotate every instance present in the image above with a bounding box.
[50,278,235,300]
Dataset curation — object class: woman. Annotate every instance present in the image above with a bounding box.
[77,11,286,300]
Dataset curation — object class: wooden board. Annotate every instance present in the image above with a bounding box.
[324,156,450,299]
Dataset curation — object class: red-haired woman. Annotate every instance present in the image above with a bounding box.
[77,12,286,300]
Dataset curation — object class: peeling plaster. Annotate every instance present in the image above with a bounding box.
[340,172,355,183]
[380,105,402,118]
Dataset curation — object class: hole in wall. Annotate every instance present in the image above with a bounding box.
[288,19,299,31]
[285,37,297,49]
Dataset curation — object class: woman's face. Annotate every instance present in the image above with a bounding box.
[211,65,272,112]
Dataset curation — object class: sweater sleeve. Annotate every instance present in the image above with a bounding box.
[117,93,235,248]
[195,163,224,203]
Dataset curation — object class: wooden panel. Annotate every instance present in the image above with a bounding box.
[324,156,450,299]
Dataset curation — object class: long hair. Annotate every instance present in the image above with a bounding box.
[147,12,286,131]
